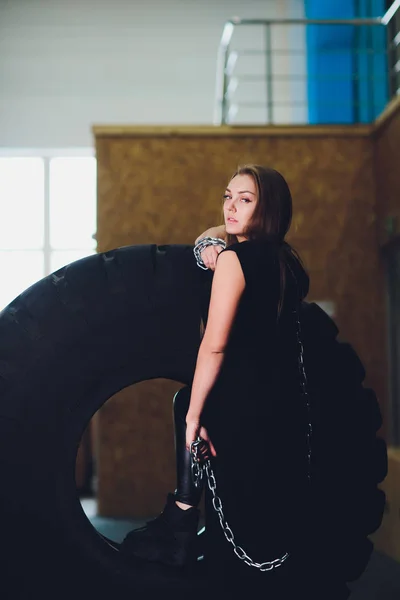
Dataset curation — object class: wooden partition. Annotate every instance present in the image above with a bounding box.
[374,97,400,245]
[369,97,400,560]
[93,123,391,518]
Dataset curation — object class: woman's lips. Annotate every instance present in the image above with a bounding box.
[227,218,238,223]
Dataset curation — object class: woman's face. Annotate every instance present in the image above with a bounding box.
[223,174,258,242]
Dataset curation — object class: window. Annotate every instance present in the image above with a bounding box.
[0,153,96,311]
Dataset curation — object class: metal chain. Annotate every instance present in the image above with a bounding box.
[190,441,205,488]
[190,437,290,571]
[190,301,312,571]
[193,237,226,270]
[293,302,313,482]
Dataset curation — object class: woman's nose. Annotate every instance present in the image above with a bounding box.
[228,199,237,211]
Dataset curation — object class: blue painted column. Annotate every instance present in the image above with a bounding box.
[304,0,387,124]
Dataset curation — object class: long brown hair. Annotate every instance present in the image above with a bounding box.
[223,164,307,321]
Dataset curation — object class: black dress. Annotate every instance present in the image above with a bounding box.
[199,240,350,599]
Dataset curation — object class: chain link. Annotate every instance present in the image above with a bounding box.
[190,437,289,570]
[190,300,312,571]
[293,302,313,482]
[190,439,205,489]
[193,237,226,270]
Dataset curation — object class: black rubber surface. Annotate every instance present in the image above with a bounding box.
[0,244,212,599]
[0,243,387,599]
[296,306,388,583]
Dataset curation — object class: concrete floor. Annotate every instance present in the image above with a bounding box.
[81,497,400,599]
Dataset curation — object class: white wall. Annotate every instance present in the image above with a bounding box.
[0,0,306,148]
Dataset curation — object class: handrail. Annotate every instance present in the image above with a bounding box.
[382,0,400,25]
[227,18,383,25]
[219,18,384,50]
[214,3,400,126]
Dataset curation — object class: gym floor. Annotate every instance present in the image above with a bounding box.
[81,498,400,600]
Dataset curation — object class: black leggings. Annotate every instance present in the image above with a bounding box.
[172,385,204,506]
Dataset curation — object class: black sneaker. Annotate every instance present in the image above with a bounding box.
[119,493,200,568]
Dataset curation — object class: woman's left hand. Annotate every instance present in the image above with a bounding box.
[186,418,200,452]
[186,418,217,458]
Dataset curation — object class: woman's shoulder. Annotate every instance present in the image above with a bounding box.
[220,239,278,285]
[223,238,276,254]
[222,239,309,299]
[224,239,279,265]
[222,238,279,261]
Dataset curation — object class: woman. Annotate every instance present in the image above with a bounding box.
[121,164,350,599]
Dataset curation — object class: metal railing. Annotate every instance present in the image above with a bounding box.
[214,0,400,125]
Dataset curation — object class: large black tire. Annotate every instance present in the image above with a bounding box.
[0,244,213,600]
[0,244,387,598]
[296,302,388,582]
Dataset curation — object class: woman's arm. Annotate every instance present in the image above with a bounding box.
[195,224,226,245]
[186,250,245,424]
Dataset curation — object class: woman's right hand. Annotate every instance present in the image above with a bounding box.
[200,244,224,271]
[195,224,226,271]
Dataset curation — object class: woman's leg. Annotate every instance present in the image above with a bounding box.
[119,386,206,566]
[172,386,205,509]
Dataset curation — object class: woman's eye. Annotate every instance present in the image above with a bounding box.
[223,195,250,203]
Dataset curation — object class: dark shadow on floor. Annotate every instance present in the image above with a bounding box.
[82,498,400,599]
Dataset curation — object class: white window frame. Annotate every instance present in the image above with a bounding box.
[0,147,96,280]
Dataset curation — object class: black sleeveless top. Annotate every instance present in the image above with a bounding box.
[217,239,308,356]
[201,239,311,558]
[201,238,309,372]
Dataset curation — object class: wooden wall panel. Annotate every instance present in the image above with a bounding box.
[371,100,400,562]
[93,125,388,517]
[374,97,400,245]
